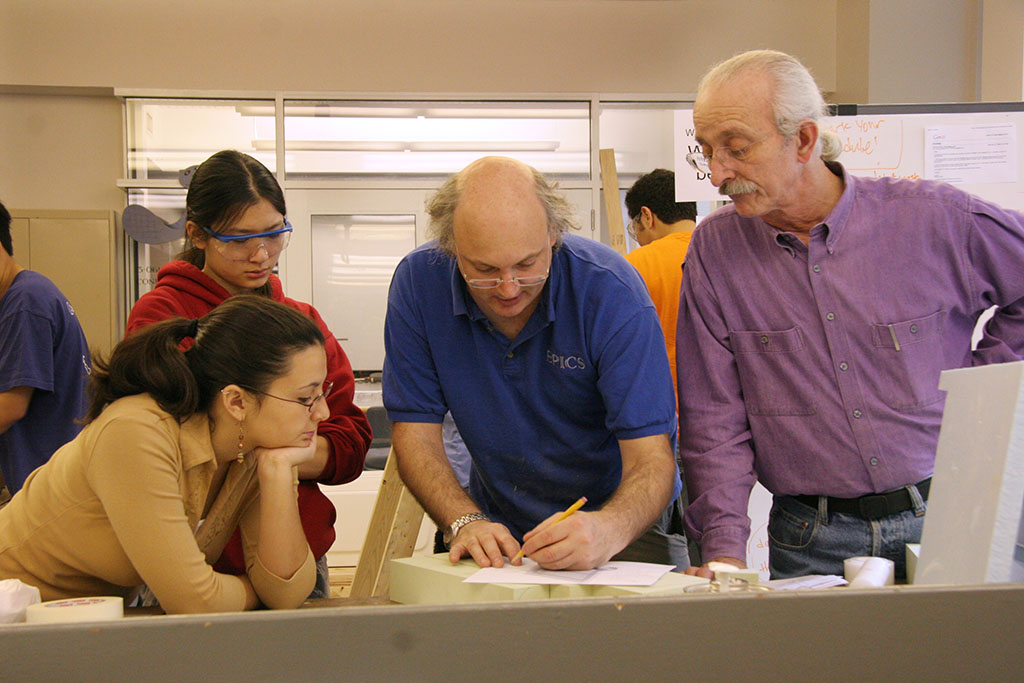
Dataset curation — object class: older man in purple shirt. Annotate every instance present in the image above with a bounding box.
[678,50,1024,580]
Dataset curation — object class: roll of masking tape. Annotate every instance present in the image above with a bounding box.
[844,556,895,588]
[25,596,124,624]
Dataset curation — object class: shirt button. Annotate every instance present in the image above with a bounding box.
[760,335,769,344]
[853,409,863,419]
[812,264,821,273]
[910,324,918,334]
[869,457,879,466]
[839,362,849,371]
[826,312,836,321]
[507,352,514,359]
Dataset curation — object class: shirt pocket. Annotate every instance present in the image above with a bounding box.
[730,326,816,416]
[870,310,947,411]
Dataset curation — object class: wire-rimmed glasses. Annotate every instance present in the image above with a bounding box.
[244,380,333,414]
[685,137,767,175]
[461,271,549,289]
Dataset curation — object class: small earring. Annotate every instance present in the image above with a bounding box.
[236,421,245,464]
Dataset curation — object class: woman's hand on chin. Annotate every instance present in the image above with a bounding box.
[252,441,317,470]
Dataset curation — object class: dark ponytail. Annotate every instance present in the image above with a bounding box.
[87,296,323,422]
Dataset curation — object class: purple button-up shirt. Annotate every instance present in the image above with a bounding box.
[677,163,1024,563]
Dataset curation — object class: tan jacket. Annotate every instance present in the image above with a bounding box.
[0,394,314,613]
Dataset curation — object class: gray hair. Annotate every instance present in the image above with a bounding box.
[427,165,580,256]
[698,49,841,162]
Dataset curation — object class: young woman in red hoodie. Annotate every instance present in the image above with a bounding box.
[127,150,371,598]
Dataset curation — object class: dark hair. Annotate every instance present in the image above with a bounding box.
[625,169,697,225]
[86,296,323,422]
[178,150,286,296]
[0,199,12,256]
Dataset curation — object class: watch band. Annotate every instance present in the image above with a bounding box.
[444,512,490,548]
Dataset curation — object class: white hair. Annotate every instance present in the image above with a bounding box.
[698,49,841,161]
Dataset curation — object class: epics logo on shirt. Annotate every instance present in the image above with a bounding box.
[546,349,586,370]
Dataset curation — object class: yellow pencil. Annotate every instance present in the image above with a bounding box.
[514,496,588,561]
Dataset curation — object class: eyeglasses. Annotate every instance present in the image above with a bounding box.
[626,214,641,241]
[244,380,333,414]
[461,271,549,289]
[198,220,293,260]
[685,137,766,175]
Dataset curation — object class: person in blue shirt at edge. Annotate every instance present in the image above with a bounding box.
[0,199,90,496]
[382,156,689,570]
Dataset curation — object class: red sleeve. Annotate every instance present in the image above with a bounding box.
[293,301,371,485]
[126,289,197,336]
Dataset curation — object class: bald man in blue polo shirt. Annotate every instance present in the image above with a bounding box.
[383,156,689,571]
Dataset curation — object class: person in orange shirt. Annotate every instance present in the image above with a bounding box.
[624,169,697,411]
[625,170,699,565]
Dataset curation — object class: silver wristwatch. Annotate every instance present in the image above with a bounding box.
[443,512,489,548]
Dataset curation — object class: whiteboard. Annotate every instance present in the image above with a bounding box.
[674,103,1024,211]
[822,107,1024,211]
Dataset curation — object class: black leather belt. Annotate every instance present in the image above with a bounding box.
[792,478,930,521]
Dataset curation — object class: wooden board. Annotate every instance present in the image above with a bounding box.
[349,447,426,597]
[599,148,627,256]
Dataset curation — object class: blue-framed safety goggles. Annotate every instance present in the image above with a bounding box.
[199,219,293,242]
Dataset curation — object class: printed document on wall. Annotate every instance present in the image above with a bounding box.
[925,124,1018,185]
[673,109,728,202]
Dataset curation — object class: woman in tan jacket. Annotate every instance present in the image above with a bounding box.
[0,296,327,613]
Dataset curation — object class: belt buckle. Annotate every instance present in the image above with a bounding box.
[858,495,890,520]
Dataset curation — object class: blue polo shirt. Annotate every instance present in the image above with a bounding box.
[383,234,679,539]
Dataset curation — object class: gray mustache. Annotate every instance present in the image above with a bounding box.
[719,179,759,196]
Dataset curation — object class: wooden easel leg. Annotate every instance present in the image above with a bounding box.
[350,447,426,598]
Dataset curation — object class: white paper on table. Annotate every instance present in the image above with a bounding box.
[924,123,1017,184]
[766,574,848,591]
[463,559,675,586]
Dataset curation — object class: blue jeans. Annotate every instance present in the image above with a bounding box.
[767,487,926,580]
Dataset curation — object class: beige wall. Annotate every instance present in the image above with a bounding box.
[0,0,1020,215]
[834,0,871,103]
[1,0,837,94]
[865,0,980,103]
[981,0,1024,101]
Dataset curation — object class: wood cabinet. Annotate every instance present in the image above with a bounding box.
[9,210,122,356]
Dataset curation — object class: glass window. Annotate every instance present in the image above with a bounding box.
[282,100,591,180]
[125,189,187,302]
[311,214,417,373]
[125,98,276,181]
[598,102,690,184]
[600,102,719,247]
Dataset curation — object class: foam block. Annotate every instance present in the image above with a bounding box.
[918,362,1024,585]
[906,544,921,584]
[389,554,550,604]
[549,571,709,599]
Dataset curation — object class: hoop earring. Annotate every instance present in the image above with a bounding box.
[236,421,245,464]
